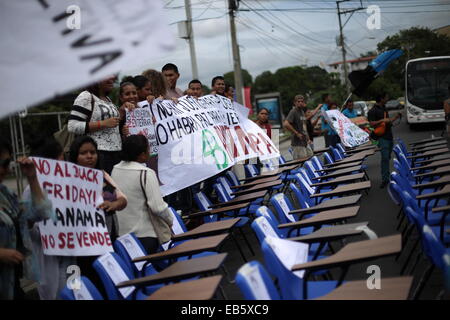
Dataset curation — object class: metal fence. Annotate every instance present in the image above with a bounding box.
[8,111,69,194]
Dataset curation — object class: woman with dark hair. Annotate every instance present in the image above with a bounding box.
[254,108,272,139]
[68,75,133,174]
[0,138,53,299]
[111,135,173,254]
[69,136,127,292]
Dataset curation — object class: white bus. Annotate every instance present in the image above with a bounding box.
[406,56,450,128]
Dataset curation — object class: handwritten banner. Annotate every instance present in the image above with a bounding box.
[126,95,279,196]
[32,157,113,256]
[324,110,369,147]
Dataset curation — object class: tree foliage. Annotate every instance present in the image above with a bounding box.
[223,69,253,87]
[359,27,450,99]
[252,66,344,115]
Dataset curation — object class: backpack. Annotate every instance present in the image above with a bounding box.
[54,93,95,159]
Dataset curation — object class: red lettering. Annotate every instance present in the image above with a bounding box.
[64,163,72,177]
[79,188,87,205]
[54,184,63,200]
[248,133,263,154]
[72,185,78,202]
[42,181,53,196]
[54,162,64,177]
[104,232,112,246]
[58,233,66,249]
[65,184,70,201]
[235,126,250,155]
[41,234,49,249]
[97,232,105,245]
[67,232,74,249]
[83,232,90,247]
[91,170,99,184]
[76,232,83,247]
[258,133,275,154]
[49,235,55,248]
[89,232,98,246]
[35,159,50,175]
[214,125,238,158]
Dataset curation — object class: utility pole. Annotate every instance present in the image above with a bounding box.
[337,1,350,93]
[336,0,364,94]
[185,0,199,79]
[228,0,244,104]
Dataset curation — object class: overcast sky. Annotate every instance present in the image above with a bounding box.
[124,0,450,90]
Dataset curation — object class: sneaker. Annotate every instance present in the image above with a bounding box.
[379,181,388,189]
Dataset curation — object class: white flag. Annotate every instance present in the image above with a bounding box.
[0,0,174,118]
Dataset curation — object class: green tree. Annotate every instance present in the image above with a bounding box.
[365,26,450,100]
[223,69,253,87]
[252,66,344,115]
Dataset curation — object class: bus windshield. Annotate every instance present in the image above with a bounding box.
[406,58,450,110]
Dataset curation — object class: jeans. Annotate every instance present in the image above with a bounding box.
[379,138,394,183]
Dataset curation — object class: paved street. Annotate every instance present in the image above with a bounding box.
[219,108,448,300]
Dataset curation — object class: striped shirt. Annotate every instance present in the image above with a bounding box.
[68,91,122,151]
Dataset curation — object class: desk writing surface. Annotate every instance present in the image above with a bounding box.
[288,222,368,243]
[291,234,401,272]
[278,206,360,229]
[413,175,450,189]
[407,148,449,159]
[311,173,365,187]
[414,166,450,178]
[231,180,282,196]
[171,218,240,241]
[290,195,362,215]
[310,181,371,198]
[133,234,229,263]
[231,175,279,189]
[312,166,362,180]
[146,275,223,300]
[316,277,413,300]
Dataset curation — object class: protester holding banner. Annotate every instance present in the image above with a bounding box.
[284,95,314,159]
[188,79,204,98]
[27,138,75,300]
[69,136,127,290]
[320,94,339,147]
[342,99,358,119]
[322,100,341,148]
[142,69,168,99]
[0,139,53,300]
[254,108,272,139]
[68,76,123,175]
[162,63,184,99]
[225,84,235,100]
[112,135,173,254]
[211,76,226,96]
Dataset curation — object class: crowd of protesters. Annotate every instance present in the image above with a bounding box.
[1,60,377,300]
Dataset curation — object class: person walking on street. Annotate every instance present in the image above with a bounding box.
[368,92,401,189]
[284,95,314,159]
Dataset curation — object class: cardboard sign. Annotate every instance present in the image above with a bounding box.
[32,157,113,256]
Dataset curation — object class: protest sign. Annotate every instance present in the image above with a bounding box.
[32,157,113,256]
[129,94,279,196]
[324,110,370,147]
[126,104,158,155]
[0,0,174,118]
